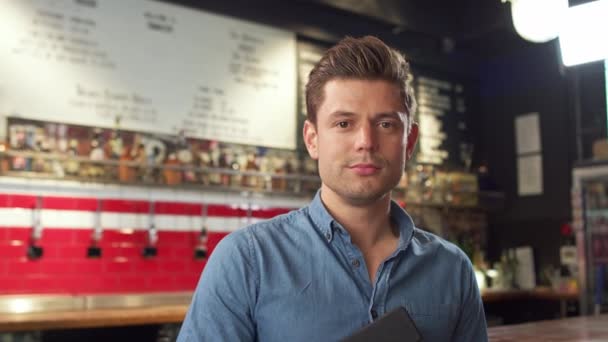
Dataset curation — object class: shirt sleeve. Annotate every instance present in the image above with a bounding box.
[177,229,258,342]
[452,256,489,342]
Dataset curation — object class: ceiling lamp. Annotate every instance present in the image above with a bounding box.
[506,0,568,43]
[559,0,608,66]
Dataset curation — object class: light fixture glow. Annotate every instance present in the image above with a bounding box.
[559,0,608,66]
[475,269,487,290]
[509,0,568,43]
[9,299,32,314]
[486,269,499,278]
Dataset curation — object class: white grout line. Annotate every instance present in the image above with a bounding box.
[0,209,253,232]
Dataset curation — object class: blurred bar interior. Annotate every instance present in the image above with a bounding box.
[0,0,607,341]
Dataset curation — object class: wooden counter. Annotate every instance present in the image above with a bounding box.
[3,306,605,341]
[482,287,579,319]
[0,305,189,332]
[481,287,579,303]
[488,314,608,341]
[0,288,582,333]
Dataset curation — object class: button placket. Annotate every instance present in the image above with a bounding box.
[334,229,371,294]
[369,260,391,323]
[370,309,378,320]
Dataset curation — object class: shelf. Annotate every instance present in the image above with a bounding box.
[400,190,505,211]
[0,150,505,208]
[0,150,321,198]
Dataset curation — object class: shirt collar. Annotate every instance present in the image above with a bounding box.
[308,189,415,249]
[308,190,336,241]
[389,198,415,252]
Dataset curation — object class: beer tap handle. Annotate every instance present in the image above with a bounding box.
[27,196,44,259]
[194,203,208,260]
[143,200,158,258]
[87,199,103,258]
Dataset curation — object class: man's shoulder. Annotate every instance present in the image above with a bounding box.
[216,207,309,250]
[249,207,307,233]
[411,227,470,264]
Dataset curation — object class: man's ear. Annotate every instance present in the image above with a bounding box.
[303,120,319,160]
[405,122,419,161]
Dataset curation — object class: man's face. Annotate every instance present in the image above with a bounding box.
[304,79,418,205]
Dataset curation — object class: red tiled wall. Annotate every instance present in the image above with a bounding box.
[0,193,291,295]
[0,227,230,295]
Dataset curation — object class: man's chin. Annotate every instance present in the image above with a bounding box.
[335,188,391,206]
[320,174,399,205]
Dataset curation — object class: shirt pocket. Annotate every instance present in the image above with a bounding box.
[402,301,458,341]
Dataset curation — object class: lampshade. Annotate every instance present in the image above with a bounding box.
[509,0,568,43]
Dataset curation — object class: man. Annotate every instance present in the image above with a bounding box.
[178,36,488,342]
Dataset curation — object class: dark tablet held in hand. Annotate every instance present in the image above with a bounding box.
[342,307,423,342]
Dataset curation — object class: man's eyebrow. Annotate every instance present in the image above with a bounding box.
[326,111,406,122]
[327,111,356,120]
[372,112,408,124]
[374,112,403,120]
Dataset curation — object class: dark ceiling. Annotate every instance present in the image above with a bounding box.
[302,0,511,41]
[165,0,571,63]
[298,0,536,58]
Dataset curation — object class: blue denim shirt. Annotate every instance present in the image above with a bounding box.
[178,192,488,341]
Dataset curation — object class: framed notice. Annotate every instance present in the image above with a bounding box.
[515,113,543,196]
[517,154,543,196]
[515,113,541,154]
[0,0,297,149]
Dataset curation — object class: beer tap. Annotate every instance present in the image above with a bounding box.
[87,199,103,258]
[143,200,158,258]
[194,203,208,260]
[27,196,44,259]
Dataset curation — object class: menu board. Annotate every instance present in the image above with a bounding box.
[0,0,297,149]
[414,74,472,168]
[296,40,326,150]
[297,42,325,120]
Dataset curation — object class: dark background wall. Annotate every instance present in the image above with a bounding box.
[477,41,573,269]
[476,42,606,271]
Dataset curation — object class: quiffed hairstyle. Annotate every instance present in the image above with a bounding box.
[305,36,416,130]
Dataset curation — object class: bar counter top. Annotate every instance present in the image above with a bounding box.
[0,305,187,332]
[0,289,590,337]
[0,292,191,332]
[488,314,608,341]
[481,287,578,302]
[3,306,606,341]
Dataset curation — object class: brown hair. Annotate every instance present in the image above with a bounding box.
[305,36,416,129]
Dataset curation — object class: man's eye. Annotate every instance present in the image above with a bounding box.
[337,121,349,128]
[380,121,393,128]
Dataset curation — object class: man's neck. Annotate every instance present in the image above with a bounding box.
[320,186,397,251]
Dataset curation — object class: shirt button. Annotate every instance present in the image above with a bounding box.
[371,309,378,319]
[351,259,360,267]
[325,232,331,241]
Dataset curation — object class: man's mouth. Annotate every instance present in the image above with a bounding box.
[348,163,381,175]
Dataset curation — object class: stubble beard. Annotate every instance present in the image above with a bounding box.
[321,163,402,206]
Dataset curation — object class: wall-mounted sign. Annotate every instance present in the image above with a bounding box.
[0,0,297,149]
[515,113,543,196]
[414,75,471,168]
[515,113,541,154]
[517,154,543,196]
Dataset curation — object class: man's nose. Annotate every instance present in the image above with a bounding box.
[354,123,377,152]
